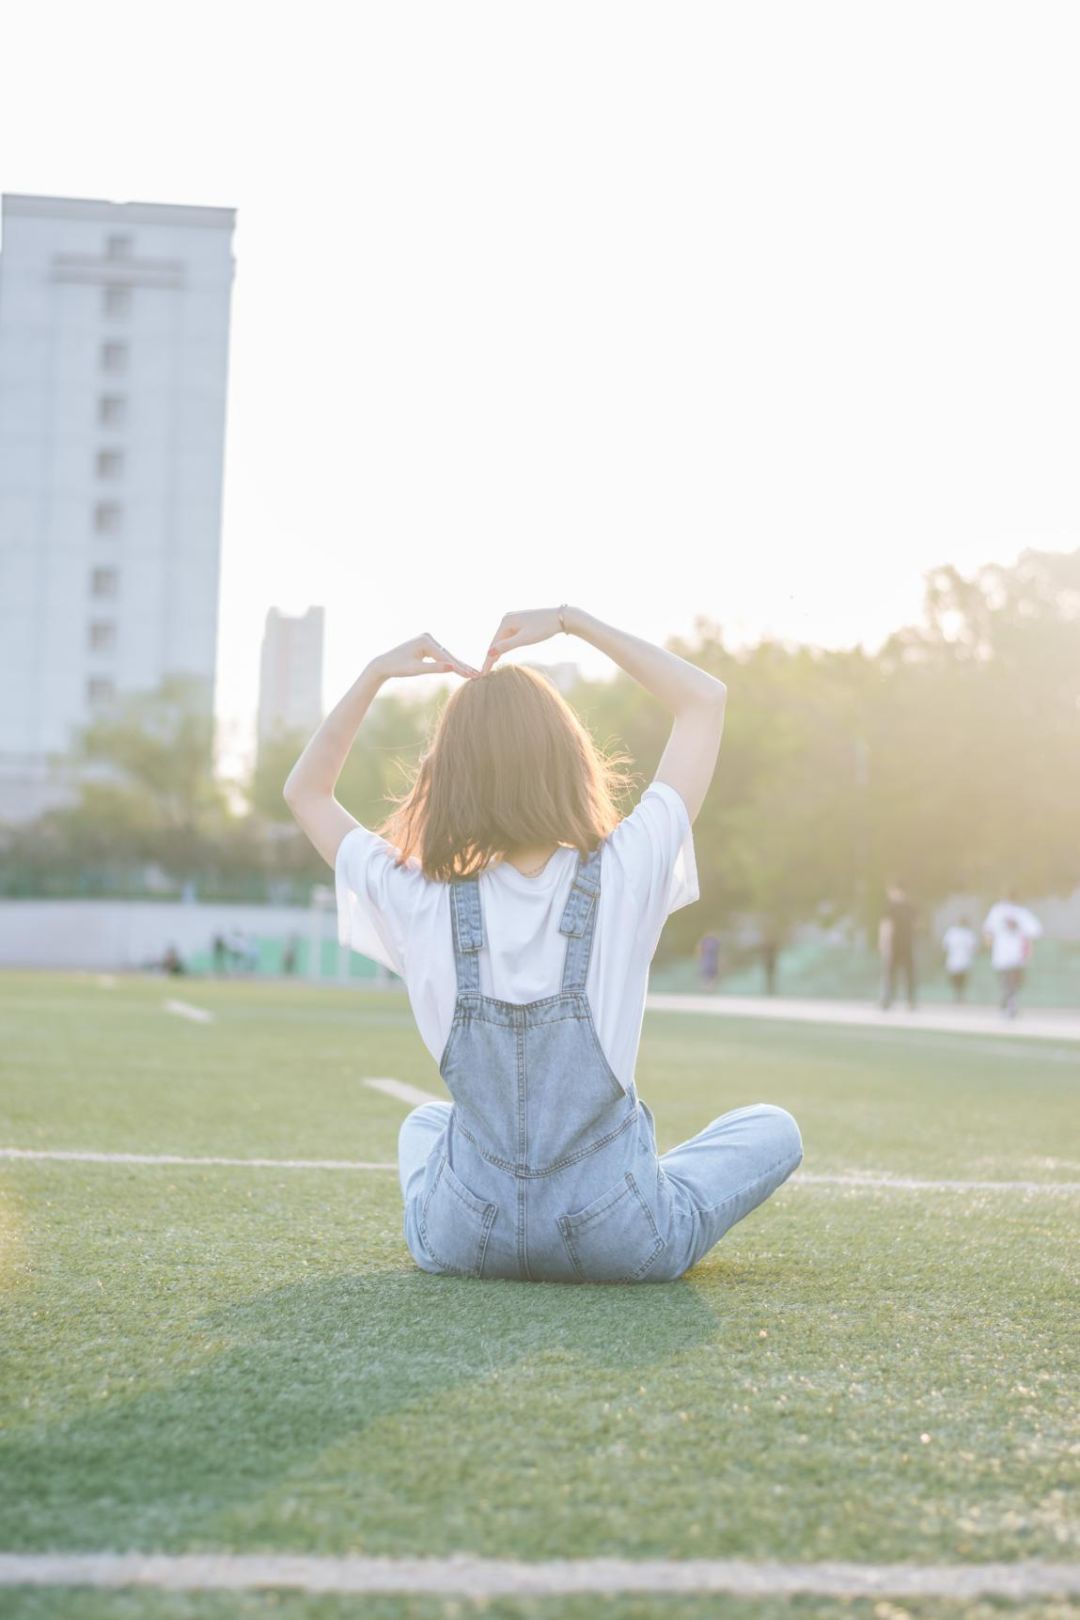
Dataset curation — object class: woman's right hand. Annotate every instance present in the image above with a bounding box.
[481,607,566,674]
[370,633,479,682]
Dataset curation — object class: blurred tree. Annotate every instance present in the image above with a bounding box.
[250,691,437,828]
[50,677,230,883]
[570,550,1080,952]
[249,729,310,824]
[571,628,871,952]
[2,678,228,894]
[873,548,1080,900]
[242,688,440,882]
[335,689,437,828]
[7,549,1077,925]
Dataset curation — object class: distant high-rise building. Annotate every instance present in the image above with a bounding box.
[258,606,324,750]
[0,193,236,821]
[523,660,580,696]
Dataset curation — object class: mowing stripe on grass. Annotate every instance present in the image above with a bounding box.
[1,1146,1077,1192]
[0,1553,1077,1599]
[0,1148,395,1171]
[163,999,214,1024]
[363,1076,444,1107]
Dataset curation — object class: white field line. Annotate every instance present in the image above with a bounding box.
[0,1146,1076,1193]
[0,1553,1077,1599]
[0,1148,395,1171]
[363,1076,444,1107]
[355,1079,1080,1195]
[795,1171,1080,1194]
[162,999,214,1024]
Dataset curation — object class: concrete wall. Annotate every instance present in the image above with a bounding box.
[0,898,348,973]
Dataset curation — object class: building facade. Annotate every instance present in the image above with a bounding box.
[257,606,325,751]
[523,660,580,695]
[0,193,236,821]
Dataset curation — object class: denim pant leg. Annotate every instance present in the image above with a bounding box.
[660,1104,803,1275]
[398,1101,453,1201]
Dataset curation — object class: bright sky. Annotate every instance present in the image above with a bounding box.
[5,2,1079,766]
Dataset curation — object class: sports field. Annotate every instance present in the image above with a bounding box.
[1,972,1077,1620]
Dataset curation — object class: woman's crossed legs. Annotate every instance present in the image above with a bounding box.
[658,1102,803,1275]
[398,1098,802,1280]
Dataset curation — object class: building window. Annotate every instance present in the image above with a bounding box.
[88,621,117,653]
[90,566,119,599]
[87,676,116,706]
[105,234,132,261]
[101,341,128,375]
[103,285,132,318]
[93,501,123,535]
[98,395,126,427]
[96,449,124,481]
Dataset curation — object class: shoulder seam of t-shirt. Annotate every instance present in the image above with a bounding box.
[338,823,424,889]
[335,825,360,880]
[641,779,691,831]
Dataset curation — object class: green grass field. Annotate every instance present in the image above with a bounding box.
[1,972,1078,1620]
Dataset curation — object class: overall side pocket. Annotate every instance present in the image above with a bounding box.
[558,1172,665,1283]
[417,1154,497,1279]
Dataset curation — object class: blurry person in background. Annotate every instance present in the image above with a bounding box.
[283,932,300,975]
[879,881,916,1011]
[225,925,248,972]
[983,890,1043,1018]
[212,933,227,975]
[161,944,184,976]
[759,928,780,997]
[697,932,721,990]
[941,915,977,1001]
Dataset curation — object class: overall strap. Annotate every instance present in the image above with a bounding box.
[449,878,484,994]
[559,843,604,993]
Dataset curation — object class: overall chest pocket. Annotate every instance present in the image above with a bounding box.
[558,1172,665,1283]
[418,1155,497,1279]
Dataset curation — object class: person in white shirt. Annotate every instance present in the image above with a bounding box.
[982,892,1043,1018]
[282,606,802,1283]
[941,917,977,1002]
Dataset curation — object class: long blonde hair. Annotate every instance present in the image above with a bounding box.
[379,665,632,881]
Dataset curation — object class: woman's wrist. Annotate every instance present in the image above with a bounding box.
[560,604,588,639]
[361,657,391,687]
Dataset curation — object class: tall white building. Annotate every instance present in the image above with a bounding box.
[0,193,236,821]
[523,660,580,695]
[257,606,325,750]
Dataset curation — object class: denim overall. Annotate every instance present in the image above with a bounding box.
[403,844,679,1283]
[400,845,804,1283]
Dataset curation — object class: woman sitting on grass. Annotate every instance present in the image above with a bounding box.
[285,606,802,1282]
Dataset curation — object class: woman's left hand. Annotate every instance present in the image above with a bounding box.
[370,633,479,682]
[481,607,563,674]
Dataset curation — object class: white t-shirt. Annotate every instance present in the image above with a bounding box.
[335,780,699,1090]
[982,902,1042,970]
[942,924,977,974]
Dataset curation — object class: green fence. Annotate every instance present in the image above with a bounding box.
[183,937,383,981]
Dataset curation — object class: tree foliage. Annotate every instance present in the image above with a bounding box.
[5,550,1078,931]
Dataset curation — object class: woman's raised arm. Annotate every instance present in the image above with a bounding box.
[481,606,726,822]
[284,633,478,867]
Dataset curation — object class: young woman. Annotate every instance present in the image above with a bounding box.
[285,605,802,1283]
